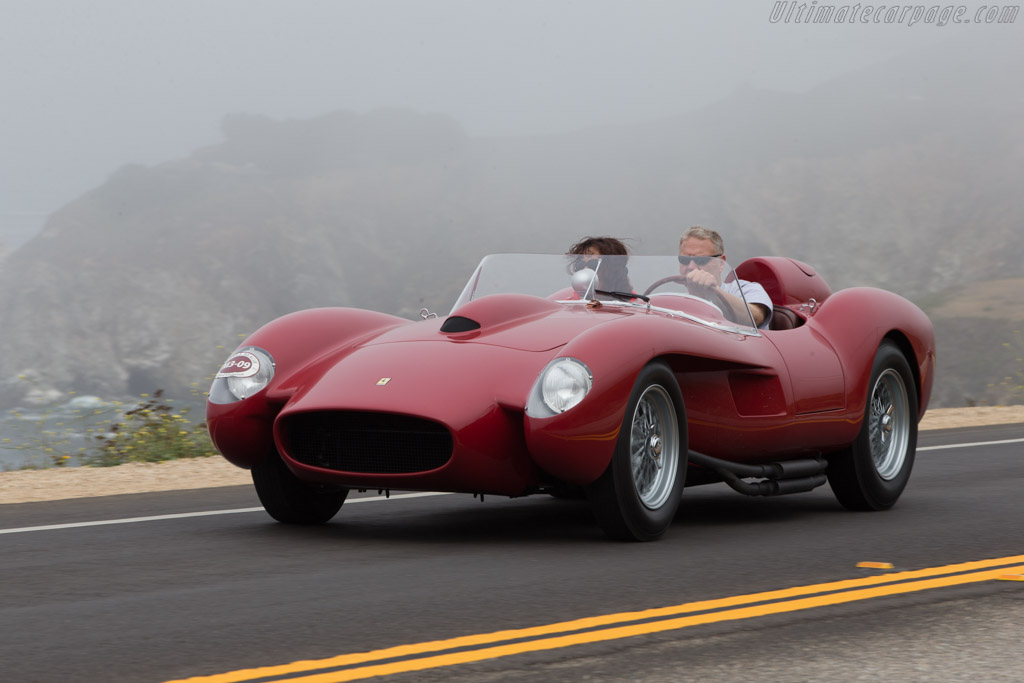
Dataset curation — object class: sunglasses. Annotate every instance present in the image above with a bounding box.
[678,254,722,266]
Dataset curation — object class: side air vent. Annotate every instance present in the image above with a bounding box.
[440,316,481,333]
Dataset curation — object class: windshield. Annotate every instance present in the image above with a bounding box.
[451,254,760,335]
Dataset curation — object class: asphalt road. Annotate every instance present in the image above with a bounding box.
[2,424,1022,683]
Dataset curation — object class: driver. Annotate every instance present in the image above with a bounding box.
[678,226,772,329]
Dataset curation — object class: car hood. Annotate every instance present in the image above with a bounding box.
[273,295,632,424]
[362,294,624,352]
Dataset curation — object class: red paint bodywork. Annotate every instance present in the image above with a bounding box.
[206,256,935,498]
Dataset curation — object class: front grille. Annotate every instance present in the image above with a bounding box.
[283,411,453,474]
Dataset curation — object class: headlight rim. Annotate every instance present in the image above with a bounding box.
[208,345,276,404]
[526,357,593,418]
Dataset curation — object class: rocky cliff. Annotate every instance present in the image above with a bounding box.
[1,35,1021,409]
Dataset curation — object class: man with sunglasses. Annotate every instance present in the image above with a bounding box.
[678,226,772,330]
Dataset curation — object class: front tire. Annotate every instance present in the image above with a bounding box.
[587,362,686,541]
[252,452,348,524]
[827,341,918,511]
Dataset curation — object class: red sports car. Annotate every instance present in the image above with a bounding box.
[206,254,935,541]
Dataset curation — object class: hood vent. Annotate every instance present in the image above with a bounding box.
[440,316,481,333]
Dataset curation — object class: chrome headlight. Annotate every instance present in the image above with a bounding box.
[208,346,275,404]
[526,357,593,417]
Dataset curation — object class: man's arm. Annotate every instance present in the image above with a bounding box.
[736,280,773,329]
[685,271,770,327]
[714,287,766,326]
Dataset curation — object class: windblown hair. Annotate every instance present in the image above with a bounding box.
[567,236,630,257]
[566,236,633,293]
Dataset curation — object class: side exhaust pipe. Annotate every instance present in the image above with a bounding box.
[687,450,829,497]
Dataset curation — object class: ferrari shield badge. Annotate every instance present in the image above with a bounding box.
[376,377,392,386]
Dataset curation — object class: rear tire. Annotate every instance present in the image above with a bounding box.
[827,341,918,511]
[587,362,686,541]
[252,452,348,524]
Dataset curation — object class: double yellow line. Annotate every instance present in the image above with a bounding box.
[168,555,1024,683]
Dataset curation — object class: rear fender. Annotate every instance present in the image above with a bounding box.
[811,288,935,420]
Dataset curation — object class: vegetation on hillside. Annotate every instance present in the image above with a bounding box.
[918,279,1024,408]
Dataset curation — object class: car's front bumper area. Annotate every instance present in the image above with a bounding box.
[266,340,559,496]
[274,404,537,496]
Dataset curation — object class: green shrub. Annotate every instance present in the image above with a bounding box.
[84,390,217,467]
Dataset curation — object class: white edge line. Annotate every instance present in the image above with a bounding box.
[4,438,1021,535]
[0,491,452,535]
[917,437,1024,451]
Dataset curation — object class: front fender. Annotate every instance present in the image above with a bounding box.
[524,311,793,482]
[524,315,659,484]
[206,307,410,469]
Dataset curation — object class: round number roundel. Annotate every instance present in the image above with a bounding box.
[216,351,261,379]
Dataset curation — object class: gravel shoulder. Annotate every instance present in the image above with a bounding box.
[2,406,1022,505]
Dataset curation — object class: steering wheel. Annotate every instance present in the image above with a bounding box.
[642,275,687,296]
[643,276,726,317]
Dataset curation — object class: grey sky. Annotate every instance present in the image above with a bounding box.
[0,0,1006,239]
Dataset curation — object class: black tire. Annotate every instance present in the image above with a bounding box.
[251,452,348,524]
[587,362,687,541]
[827,341,918,511]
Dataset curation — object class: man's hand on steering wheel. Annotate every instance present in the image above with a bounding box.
[684,270,716,295]
[684,270,746,324]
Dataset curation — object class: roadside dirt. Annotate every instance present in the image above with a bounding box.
[1,406,1021,505]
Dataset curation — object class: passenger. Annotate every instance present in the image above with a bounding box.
[567,236,634,295]
[678,226,772,329]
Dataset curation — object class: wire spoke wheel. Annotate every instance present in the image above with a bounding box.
[827,341,918,511]
[629,385,680,510]
[868,369,910,480]
[587,362,687,541]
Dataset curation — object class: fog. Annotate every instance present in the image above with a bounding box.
[0,1,1022,467]
[0,0,976,246]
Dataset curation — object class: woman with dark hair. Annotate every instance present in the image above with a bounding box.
[567,236,634,295]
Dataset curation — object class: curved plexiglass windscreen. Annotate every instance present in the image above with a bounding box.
[451,254,761,335]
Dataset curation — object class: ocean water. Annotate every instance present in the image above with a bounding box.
[0,396,118,470]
